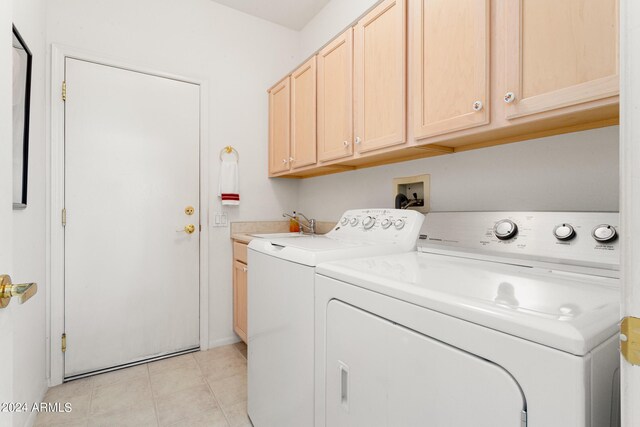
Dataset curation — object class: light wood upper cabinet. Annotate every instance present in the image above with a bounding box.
[265,0,618,178]
[233,259,248,343]
[268,77,290,175]
[291,57,317,169]
[318,29,354,162]
[410,0,490,140]
[354,0,406,153]
[504,0,619,119]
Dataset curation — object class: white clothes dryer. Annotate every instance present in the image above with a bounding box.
[315,212,621,427]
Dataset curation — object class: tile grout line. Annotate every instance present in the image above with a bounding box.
[88,376,97,422]
[147,363,162,427]
[208,379,232,426]
[196,347,233,426]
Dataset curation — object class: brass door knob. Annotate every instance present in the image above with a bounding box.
[176,224,196,234]
[0,274,37,309]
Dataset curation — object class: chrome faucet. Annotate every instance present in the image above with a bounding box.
[283,212,316,234]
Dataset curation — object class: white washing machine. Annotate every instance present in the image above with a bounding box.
[315,212,621,427]
[247,209,425,427]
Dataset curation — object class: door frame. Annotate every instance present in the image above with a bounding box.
[621,1,640,424]
[48,44,210,386]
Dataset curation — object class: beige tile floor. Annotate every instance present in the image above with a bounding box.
[36,342,251,427]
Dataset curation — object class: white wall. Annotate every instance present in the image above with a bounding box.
[12,0,49,425]
[298,0,378,58]
[296,0,619,219]
[298,127,620,219]
[46,0,301,348]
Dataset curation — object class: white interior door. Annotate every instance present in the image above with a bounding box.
[0,0,15,422]
[326,300,526,427]
[64,58,200,377]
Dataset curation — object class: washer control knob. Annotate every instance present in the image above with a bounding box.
[350,218,359,227]
[381,218,392,229]
[363,216,375,229]
[340,217,349,226]
[592,224,617,243]
[494,219,518,240]
[553,224,576,241]
[394,219,405,230]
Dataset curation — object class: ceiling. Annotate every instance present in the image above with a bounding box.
[211,0,330,30]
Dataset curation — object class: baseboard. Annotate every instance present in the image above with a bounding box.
[208,335,241,349]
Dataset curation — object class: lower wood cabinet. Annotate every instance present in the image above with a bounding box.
[233,243,248,343]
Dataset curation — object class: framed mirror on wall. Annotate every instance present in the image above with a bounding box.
[12,25,32,209]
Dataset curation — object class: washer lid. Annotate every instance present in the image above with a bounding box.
[316,252,620,356]
[248,236,400,267]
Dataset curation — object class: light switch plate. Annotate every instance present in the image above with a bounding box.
[212,212,229,227]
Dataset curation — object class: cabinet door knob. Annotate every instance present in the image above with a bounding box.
[282,158,288,164]
[504,92,516,104]
[289,157,294,162]
[355,137,361,145]
[472,100,483,112]
[343,140,350,147]
[242,266,248,273]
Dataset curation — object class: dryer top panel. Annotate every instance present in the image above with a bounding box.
[316,250,619,356]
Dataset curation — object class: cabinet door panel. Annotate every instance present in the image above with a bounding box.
[291,57,317,169]
[505,0,619,119]
[268,77,290,175]
[318,30,354,162]
[233,260,248,342]
[411,0,489,140]
[354,0,406,153]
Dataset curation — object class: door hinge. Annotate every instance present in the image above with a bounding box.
[61,81,66,101]
[521,410,528,427]
[621,316,640,365]
[61,333,67,353]
[62,208,66,227]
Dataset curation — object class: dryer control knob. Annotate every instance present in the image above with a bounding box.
[381,218,392,229]
[363,216,375,229]
[394,219,405,230]
[553,224,576,241]
[494,219,518,240]
[350,218,359,227]
[592,224,617,243]
[340,217,349,226]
